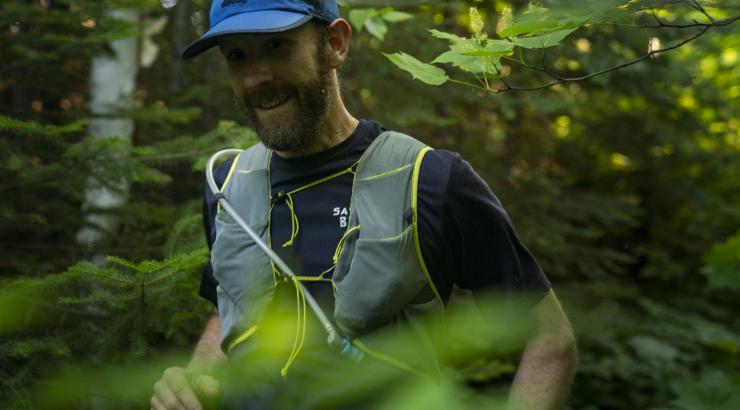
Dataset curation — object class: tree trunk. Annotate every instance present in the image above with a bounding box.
[76,9,140,256]
[200,0,219,125]
[11,0,28,115]
[169,0,192,106]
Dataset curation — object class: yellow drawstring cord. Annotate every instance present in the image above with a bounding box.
[333,225,361,265]
[273,162,362,376]
[276,273,338,378]
[282,193,300,248]
[267,202,281,282]
[225,325,259,355]
[277,162,358,248]
[281,276,307,379]
[317,266,339,297]
[290,162,359,195]
[293,275,332,284]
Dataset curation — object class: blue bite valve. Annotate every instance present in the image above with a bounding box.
[340,338,365,362]
[327,331,364,361]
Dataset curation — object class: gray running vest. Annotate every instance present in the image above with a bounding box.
[211,131,447,376]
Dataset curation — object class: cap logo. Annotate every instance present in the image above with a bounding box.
[221,0,247,8]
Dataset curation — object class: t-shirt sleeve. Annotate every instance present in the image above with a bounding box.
[199,159,234,306]
[444,158,551,299]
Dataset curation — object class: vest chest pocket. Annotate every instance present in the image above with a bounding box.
[211,211,275,348]
[333,226,430,338]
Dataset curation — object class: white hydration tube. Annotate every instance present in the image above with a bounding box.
[206,149,363,360]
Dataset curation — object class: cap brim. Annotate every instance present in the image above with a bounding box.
[182,10,314,59]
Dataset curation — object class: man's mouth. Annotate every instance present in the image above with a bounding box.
[255,95,292,111]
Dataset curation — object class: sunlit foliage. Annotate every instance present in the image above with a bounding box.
[1,0,738,408]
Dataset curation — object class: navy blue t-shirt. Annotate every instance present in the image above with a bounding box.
[201,120,550,307]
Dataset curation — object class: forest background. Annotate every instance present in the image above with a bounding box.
[1,0,739,409]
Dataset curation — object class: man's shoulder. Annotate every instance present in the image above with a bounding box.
[211,142,271,186]
[415,149,460,200]
[368,127,464,185]
[372,126,460,162]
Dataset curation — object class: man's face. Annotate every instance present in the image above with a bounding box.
[219,23,332,152]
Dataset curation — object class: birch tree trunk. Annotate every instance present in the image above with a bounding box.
[76,9,140,254]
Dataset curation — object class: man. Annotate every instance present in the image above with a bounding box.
[151,1,577,409]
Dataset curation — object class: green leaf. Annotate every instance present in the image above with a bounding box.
[552,0,631,27]
[384,52,449,86]
[433,50,488,74]
[380,9,413,23]
[364,16,388,40]
[511,28,577,49]
[460,40,515,56]
[628,335,679,363]
[348,8,377,32]
[349,7,410,40]
[433,41,506,74]
[669,371,740,410]
[704,231,740,291]
[428,29,467,44]
[498,7,560,38]
[498,19,560,38]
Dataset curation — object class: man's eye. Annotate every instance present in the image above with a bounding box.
[227,50,245,61]
[265,39,284,50]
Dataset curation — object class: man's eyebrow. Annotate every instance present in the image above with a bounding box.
[217,43,234,54]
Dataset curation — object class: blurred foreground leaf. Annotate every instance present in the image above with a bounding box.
[704,231,740,291]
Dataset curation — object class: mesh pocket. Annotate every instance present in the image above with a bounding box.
[334,227,429,337]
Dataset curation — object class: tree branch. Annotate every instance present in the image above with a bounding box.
[642,9,738,28]
[689,0,715,22]
[487,3,737,93]
[432,3,737,93]
[494,25,710,93]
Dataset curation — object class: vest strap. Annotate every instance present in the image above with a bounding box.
[411,146,443,305]
[216,151,242,214]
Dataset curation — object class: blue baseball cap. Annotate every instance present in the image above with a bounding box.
[183,0,340,59]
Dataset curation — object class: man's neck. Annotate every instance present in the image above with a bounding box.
[274,81,359,159]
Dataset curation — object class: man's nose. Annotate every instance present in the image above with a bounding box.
[241,60,273,89]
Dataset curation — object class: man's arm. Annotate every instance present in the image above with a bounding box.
[508,290,578,410]
[151,310,225,410]
[187,310,226,371]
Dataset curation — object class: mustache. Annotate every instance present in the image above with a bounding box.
[242,84,298,109]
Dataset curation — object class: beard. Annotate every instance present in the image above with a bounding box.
[239,63,333,152]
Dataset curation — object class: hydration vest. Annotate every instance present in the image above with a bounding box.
[211,131,447,377]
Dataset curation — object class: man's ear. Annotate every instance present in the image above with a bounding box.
[325,18,352,68]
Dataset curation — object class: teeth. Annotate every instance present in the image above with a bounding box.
[258,96,290,110]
